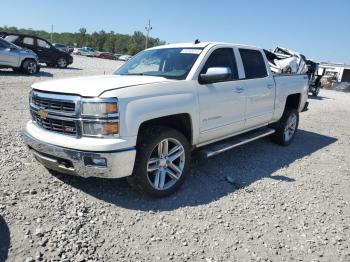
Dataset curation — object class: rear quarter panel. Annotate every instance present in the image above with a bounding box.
[272,74,309,121]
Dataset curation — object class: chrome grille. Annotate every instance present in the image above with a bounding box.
[32,111,77,136]
[32,96,75,113]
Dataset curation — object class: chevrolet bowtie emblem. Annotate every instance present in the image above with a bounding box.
[37,109,48,119]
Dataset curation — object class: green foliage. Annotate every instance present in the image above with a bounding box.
[0,26,166,55]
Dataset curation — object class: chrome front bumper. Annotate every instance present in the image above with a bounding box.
[23,132,136,179]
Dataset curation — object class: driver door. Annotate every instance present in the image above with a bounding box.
[197,47,246,144]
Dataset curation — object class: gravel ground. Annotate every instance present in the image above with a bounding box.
[0,56,349,262]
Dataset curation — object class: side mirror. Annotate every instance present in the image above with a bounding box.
[199,67,232,84]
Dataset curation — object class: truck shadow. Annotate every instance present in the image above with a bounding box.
[0,215,10,262]
[53,129,337,211]
[41,66,83,71]
[308,95,331,100]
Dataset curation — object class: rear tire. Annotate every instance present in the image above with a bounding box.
[312,86,320,96]
[22,59,37,75]
[127,126,191,197]
[270,108,299,146]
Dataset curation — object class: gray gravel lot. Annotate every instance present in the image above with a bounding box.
[0,56,349,262]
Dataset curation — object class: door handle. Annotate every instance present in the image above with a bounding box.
[235,87,244,93]
[267,84,274,89]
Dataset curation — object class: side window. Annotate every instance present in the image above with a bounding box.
[23,37,34,46]
[37,39,51,49]
[201,48,238,81]
[239,49,268,79]
[4,35,19,43]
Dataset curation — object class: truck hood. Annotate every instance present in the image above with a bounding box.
[32,75,172,97]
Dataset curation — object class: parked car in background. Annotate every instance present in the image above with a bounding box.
[52,43,69,53]
[114,53,123,59]
[0,32,73,68]
[118,54,132,61]
[0,37,39,74]
[97,52,117,60]
[73,47,96,57]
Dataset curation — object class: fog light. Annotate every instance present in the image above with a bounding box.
[85,157,107,167]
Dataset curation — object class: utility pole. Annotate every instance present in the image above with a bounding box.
[51,24,53,43]
[145,19,152,49]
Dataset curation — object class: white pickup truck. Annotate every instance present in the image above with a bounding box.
[24,42,308,197]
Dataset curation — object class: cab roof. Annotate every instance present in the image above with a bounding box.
[148,41,260,50]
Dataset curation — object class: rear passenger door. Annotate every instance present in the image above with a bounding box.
[238,48,275,129]
[197,47,246,143]
[21,36,37,55]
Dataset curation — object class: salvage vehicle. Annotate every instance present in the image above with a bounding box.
[306,60,325,96]
[0,37,39,74]
[23,42,308,197]
[265,47,308,75]
[0,32,73,68]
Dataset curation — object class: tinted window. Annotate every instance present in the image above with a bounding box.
[4,35,19,43]
[201,48,238,81]
[239,49,267,79]
[37,39,51,49]
[23,37,34,45]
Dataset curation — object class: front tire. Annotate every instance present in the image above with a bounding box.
[127,126,191,197]
[22,59,37,75]
[270,108,299,146]
[57,57,68,68]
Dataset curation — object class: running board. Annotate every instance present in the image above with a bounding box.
[198,127,275,158]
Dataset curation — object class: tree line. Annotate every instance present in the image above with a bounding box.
[0,26,166,55]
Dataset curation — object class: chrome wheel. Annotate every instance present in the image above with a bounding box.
[27,62,37,74]
[147,138,185,190]
[57,58,67,68]
[284,113,297,142]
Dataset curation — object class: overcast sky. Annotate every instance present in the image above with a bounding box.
[1,0,349,63]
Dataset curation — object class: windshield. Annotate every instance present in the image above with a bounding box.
[115,48,203,80]
[0,38,20,50]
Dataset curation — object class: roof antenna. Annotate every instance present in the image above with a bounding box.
[194,39,200,44]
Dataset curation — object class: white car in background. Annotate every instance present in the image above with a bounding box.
[118,54,132,61]
[73,47,96,57]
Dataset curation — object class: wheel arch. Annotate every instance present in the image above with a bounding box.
[285,93,301,110]
[137,113,193,145]
[20,58,36,68]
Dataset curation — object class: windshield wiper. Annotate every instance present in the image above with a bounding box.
[122,73,145,76]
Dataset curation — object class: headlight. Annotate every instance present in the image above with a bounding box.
[81,98,119,137]
[83,121,119,137]
[81,99,118,117]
